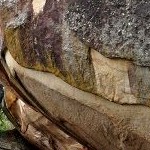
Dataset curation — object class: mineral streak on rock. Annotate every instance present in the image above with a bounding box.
[2,1,150,149]
[66,0,150,66]
[32,0,46,15]
[6,52,150,150]
[0,0,96,93]
[1,0,150,105]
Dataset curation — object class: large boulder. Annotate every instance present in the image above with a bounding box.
[4,50,150,150]
[0,0,95,94]
[1,0,150,150]
[1,0,150,105]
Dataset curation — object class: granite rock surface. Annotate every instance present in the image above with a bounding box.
[1,1,150,149]
[1,0,150,105]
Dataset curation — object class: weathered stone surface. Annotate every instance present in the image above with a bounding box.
[91,50,150,105]
[2,3,150,150]
[2,0,150,106]
[0,0,95,93]
[6,51,150,150]
[128,65,150,105]
[4,92,86,150]
[0,54,86,150]
[66,0,150,66]
[91,49,137,104]
[2,0,150,105]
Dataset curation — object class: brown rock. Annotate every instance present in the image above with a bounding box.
[5,51,150,150]
[1,1,150,149]
[2,0,150,106]
[5,95,85,150]
[0,0,95,93]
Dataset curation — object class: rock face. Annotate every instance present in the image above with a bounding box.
[0,0,95,93]
[1,0,150,150]
[0,53,86,150]
[5,51,150,150]
[67,0,150,66]
[1,0,150,105]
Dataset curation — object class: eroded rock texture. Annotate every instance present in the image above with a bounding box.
[0,52,86,150]
[1,0,150,105]
[4,90,85,150]
[67,0,150,66]
[5,52,150,150]
[1,0,150,150]
[0,0,95,93]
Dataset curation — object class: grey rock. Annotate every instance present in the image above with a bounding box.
[0,0,95,93]
[1,0,150,105]
[1,1,150,149]
[66,0,150,66]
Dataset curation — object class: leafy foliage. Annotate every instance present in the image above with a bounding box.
[0,109,14,132]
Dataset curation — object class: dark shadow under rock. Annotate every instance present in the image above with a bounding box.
[0,129,39,150]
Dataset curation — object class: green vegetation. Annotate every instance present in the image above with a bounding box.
[0,109,14,132]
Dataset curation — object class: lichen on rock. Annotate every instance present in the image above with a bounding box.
[66,0,150,66]
[1,0,150,105]
[0,0,96,93]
